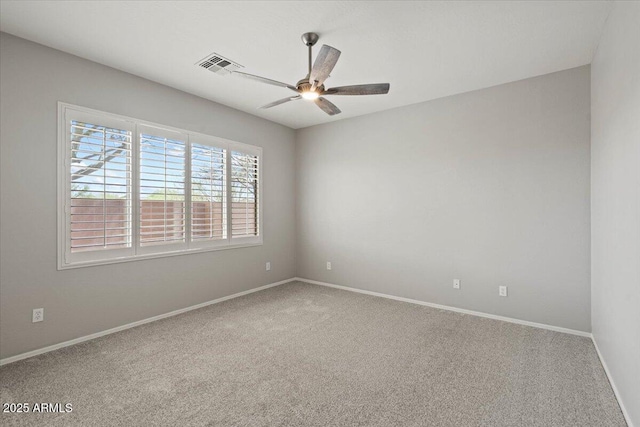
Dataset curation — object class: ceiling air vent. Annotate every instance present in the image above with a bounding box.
[196,53,243,75]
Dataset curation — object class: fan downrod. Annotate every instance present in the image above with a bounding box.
[301,32,319,47]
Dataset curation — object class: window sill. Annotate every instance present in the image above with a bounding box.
[58,240,263,270]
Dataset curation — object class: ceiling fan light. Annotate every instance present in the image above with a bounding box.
[301,91,319,100]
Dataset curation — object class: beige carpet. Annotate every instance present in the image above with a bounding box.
[0,281,626,426]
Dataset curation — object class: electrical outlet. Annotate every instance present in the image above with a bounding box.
[499,286,508,297]
[266,262,271,271]
[326,261,332,270]
[32,308,44,323]
[453,279,461,289]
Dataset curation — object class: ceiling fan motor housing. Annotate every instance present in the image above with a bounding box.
[296,78,324,93]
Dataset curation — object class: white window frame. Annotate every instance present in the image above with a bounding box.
[61,108,136,265]
[58,102,263,270]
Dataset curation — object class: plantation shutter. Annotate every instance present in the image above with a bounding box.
[191,141,227,243]
[138,126,187,248]
[60,104,263,269]
[230,150,259,238]
[67,115,133,259]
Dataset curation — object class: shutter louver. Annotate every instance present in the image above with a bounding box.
[139,133,186,246]
[231,150,259,238]
[69,121,132,252]
[191,143,227,241]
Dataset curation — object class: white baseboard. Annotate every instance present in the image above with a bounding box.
[592,336,635,427]
[294,277,592,338]
[0,278,296,366]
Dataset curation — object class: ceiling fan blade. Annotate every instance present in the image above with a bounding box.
[314,97,341,116]
[259,95,302,109]
[233,71,298,92]
[309,45,341,89]
[323,83,390,96]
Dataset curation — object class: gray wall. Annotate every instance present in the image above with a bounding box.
[296,66,591,332]
[591,2,640,425]
[0,33,296,359]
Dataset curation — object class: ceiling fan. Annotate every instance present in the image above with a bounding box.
[232,32,390,116]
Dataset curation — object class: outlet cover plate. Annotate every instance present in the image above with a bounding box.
[32,308,44,323]
[453,279,461,289]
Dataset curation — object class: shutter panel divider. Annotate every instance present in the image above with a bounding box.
[185,135,192,248]
[226,147,233,244]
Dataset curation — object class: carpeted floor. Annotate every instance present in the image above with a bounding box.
[0,281,626,426]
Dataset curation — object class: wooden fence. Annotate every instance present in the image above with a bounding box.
[70,199,256,252]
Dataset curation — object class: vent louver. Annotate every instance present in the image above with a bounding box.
[196,53,243,75]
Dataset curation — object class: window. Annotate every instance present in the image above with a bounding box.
[138,127,187,250]
[59,104,262,269]
[191,142,226,243]
[231,150,259,238]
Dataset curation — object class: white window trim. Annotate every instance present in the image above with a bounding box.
[57,102,263,270]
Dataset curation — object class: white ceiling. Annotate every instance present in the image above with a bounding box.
[0,1,612,129]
